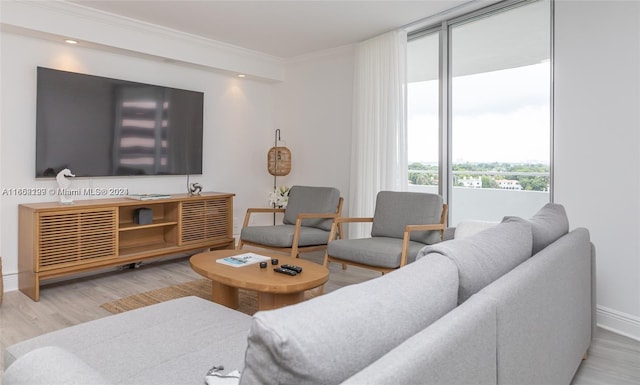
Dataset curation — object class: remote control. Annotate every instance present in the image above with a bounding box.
[274,267,297,276]
[281,264,302,273]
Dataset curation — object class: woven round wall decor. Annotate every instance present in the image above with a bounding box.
[267,146,291,176]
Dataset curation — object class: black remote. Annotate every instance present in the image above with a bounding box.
[281,264,302,273]
[274,267,297,276]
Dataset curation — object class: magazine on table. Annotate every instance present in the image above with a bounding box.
[216,253,271,267]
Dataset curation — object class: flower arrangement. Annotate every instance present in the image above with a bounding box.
[268,186,290,208]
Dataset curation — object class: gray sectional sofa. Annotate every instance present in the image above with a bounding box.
[2,203,595,385]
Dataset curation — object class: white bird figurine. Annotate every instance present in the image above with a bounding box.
[56,168,76,204]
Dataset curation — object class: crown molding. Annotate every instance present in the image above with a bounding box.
[0,0,285,81]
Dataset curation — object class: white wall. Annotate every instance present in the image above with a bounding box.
[272,47,355,213]
[0,32,279,290]
[554,0,640,340]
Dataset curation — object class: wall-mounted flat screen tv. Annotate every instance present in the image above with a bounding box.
[35,67,204,178]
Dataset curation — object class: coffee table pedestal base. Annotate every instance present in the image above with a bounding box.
[212,282,239,309]
[258,292,305,311]
[212,281,305,311]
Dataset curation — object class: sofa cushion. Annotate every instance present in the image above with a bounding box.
[239,253,459,385]
[283,185,340,231]
[4,297,252,384]
[418,217,533,304]
[527,203,570,254]
[3,346,112,385]
[241,224,331,247]
[326,237,428,268]
[454,220,499,239]
[371,191,443,244]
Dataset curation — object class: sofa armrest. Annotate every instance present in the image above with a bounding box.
[476,228,592,384]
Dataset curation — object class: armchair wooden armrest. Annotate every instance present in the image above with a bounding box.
[296,212,342,220]
[288,197,343,258]
[241,207,286,228]
[405,223,446,232]
[399,217,448,267]
[405,223,447,240]
[334,217,374,224]
[404,204,448,241]
[327,217,373,243]
[291,212,343,255]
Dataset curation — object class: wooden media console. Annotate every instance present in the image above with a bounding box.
[18,192,235,301]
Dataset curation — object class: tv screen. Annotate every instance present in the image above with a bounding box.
[35,67,203,178]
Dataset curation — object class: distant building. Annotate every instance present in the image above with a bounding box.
[460,178,482,188]
[497,179,522,190]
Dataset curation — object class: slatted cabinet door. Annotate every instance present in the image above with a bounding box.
[37,208,118,271]
[180,197,232,244]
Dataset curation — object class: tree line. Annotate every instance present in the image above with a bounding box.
[409,162,550,191]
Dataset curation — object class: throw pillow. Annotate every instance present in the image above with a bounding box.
[527,203,570,254]
[418,217,533,304]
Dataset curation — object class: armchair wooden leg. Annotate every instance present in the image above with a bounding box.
[582,351,588,360]
[322,253,330,268]
[236,239,244,250]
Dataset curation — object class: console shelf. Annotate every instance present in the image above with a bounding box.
[118,220,179,231]
[18,192,235,301]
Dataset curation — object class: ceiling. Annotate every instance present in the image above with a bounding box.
[69,0,471,59]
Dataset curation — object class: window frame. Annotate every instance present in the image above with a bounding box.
[407,0,554,219]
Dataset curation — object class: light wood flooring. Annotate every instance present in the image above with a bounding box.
[1,252,639,384]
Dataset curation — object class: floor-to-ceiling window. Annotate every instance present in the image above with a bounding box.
[408,0,551,225]
[408,31,440,194]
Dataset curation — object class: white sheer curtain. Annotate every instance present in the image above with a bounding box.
[349,29,408,238]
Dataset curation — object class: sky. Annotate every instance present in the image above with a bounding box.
[408,63,550,164]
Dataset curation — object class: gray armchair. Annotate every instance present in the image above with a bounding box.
[323,191,447,274]
[237,186,343,259]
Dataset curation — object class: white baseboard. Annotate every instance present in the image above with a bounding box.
[2,272,18,292]
[597,305,640,342]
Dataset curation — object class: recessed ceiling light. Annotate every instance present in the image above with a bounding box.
[65,39,78,45]
[237,74,246,78]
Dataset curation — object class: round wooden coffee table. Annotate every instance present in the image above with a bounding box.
[190,249,329,311]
